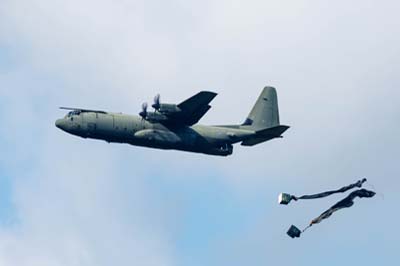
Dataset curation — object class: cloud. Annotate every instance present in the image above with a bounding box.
[0,0,399,265]
[0,73,176,265]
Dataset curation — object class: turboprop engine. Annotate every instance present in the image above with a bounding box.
[151,94,182,116]
[139,94,184,122]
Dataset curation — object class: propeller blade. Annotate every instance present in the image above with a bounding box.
[139,102,148,119]
[142,102,148,111]
[152,94,161,110]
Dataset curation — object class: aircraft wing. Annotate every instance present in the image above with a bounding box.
[176,91,217,126]
[59,107,107,114]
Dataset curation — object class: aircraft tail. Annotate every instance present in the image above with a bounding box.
[242,86,280,129]
[240,86,289,146]
[216,86,289,146]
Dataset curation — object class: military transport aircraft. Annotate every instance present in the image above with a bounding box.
[55,86,289,156]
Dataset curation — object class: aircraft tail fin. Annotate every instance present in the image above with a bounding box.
[242,86,280,130]
[239,87,289,146]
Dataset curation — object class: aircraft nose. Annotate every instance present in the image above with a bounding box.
[55,119,65,130]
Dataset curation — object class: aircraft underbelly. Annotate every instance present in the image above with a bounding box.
[79,119,235,156]
[133,129,182,148]
[130,128,224,154]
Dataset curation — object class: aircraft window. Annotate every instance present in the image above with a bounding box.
[66,111,81,117]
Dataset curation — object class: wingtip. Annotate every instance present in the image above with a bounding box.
[200,90,218,96]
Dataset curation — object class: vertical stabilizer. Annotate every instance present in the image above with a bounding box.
[242,86,280,129]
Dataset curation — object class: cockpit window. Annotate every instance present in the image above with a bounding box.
[66,110,81,118]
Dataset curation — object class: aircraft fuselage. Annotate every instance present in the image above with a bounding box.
[55,111,254,156]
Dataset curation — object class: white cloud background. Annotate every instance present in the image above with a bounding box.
[0,0,399,265]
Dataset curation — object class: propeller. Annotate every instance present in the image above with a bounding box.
[139,102,148,119]
[152,94,161,111]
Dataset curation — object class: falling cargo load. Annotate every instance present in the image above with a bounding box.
[279,179,376,239]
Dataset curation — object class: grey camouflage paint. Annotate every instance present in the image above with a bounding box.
[55,87,289,156]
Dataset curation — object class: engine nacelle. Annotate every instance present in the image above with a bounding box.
[144,112,169,123]
[158,103,182,115]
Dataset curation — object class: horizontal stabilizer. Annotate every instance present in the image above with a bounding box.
[241,125,289,146]
[255,125,290,137]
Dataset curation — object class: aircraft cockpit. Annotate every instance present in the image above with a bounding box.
[65,110,81,119]
[64,110,82,121]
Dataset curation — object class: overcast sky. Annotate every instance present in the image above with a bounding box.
[0,0,399,265]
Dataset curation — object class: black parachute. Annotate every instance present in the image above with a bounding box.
[279,178,367,205]
[308,188,375,226]
[280,179,376,238]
